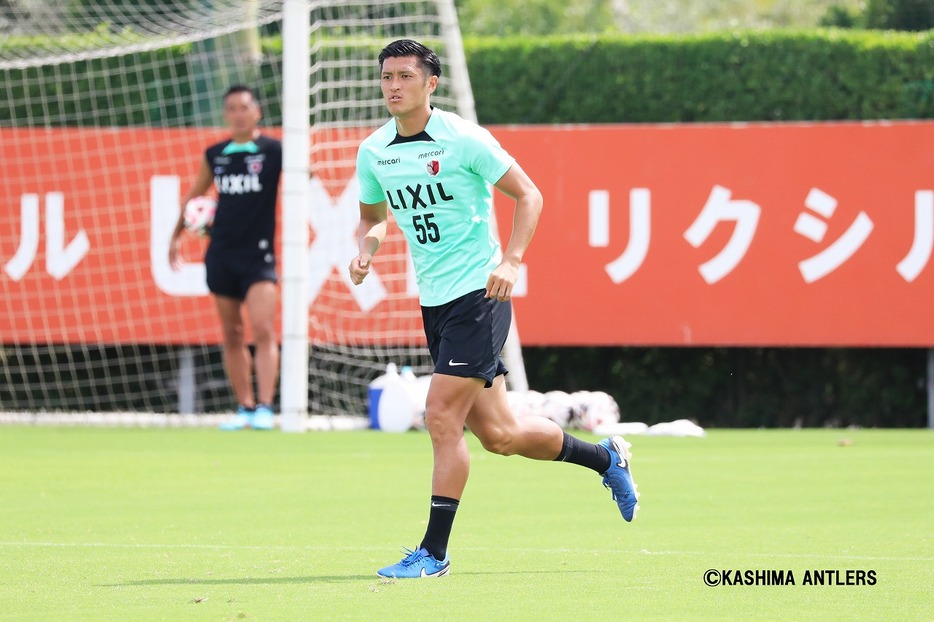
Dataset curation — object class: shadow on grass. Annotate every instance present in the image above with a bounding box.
[101,569,591,587]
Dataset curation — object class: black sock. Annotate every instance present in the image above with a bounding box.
[554,432,611,474]
[419,495,459,560]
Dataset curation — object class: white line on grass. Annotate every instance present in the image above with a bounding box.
[0,541,930,562]
[638,549,933,562]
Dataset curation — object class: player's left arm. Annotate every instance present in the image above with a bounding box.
[487,162,543,301]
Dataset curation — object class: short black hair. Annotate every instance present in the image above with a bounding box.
[378,39,442,78]
[223,84,258,102]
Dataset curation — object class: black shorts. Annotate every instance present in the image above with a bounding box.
[205,246,278,300]
[421,289,510,388]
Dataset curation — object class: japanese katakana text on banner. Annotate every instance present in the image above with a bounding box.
[2,122,932,346]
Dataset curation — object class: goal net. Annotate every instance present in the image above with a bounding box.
[301,0,509,420]
[0,0,525,423]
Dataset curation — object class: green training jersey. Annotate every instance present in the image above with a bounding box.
[356,107,515,306]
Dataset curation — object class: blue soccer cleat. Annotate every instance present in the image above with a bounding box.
[377,547,450,579]
[598,435,639,522]
[219,405,254,431]
[251,404,275,430]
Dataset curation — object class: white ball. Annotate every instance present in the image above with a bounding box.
[541,390,576,428]
[516,390,547,418]
[571,390,620,431]
[184,196,216,236]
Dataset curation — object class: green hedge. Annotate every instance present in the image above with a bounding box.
[0,33,284,127]
[465,30,934,123]
[0,47,195,127]
[2,29,933,126]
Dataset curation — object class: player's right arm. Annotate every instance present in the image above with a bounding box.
[168,156,214,271]
[349,200,388,286]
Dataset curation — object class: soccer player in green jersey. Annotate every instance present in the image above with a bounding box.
[350,39,639,579]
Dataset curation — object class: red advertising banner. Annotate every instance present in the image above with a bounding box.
[493,122,934,346]
[0,128,223,345]
[1,122,933,347]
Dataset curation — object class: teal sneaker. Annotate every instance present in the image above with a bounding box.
[251,404,275,430]
[598,436,639,522]
[219,406,253,431]
[377,547,450,579]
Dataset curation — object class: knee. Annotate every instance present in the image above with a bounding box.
[473,424,516,456]
[221,323,245,346]
[424,409,463,443]
[252,320,276,345]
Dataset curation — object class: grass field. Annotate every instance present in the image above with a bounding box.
[0,426,931,621]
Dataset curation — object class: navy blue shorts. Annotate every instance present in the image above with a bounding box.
[421,289,510,388]
[204,246,278,300]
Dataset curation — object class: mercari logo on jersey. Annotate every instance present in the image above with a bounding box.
[385,183,454,210]
[215,173,263,195]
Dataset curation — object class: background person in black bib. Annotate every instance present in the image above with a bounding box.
[169,85,282,430]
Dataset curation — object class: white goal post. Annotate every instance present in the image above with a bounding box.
[278,0,310,432]
[0,0,528,427]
